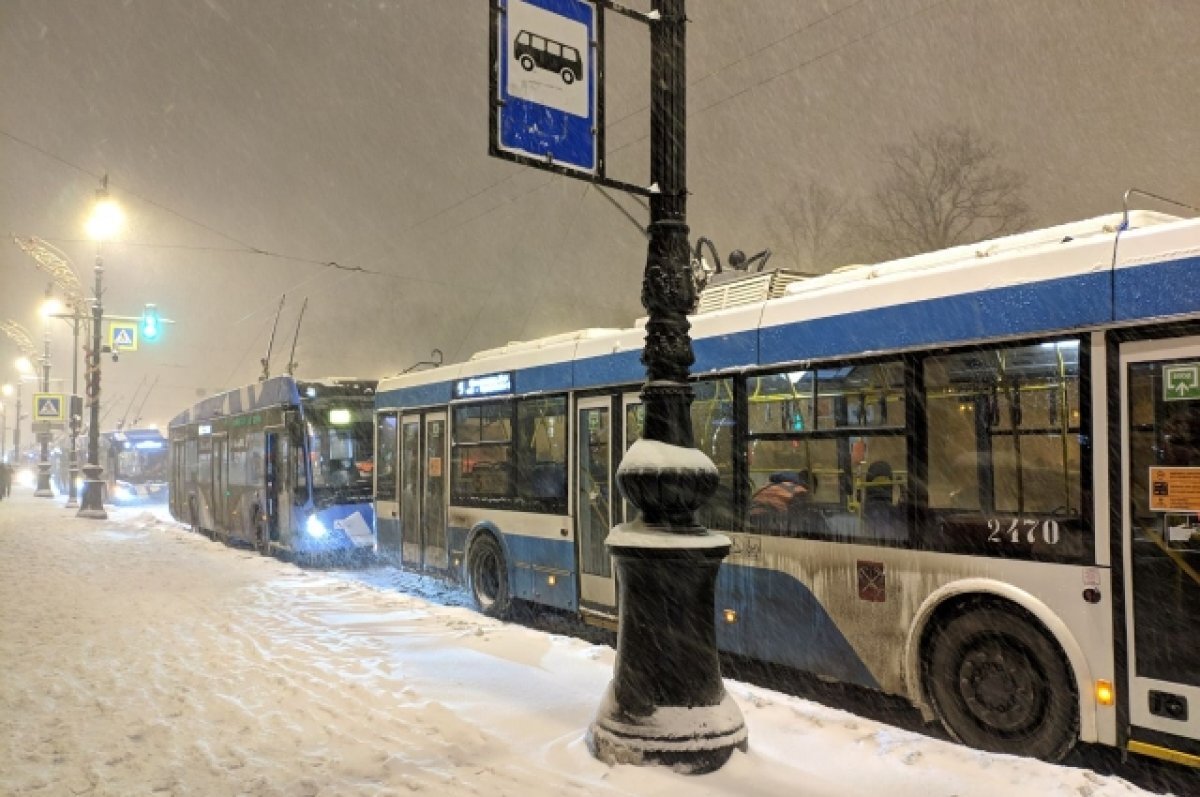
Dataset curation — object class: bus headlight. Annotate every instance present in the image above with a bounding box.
[305,515,328,539]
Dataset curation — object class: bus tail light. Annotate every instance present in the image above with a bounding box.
[1096,680,1115,706]
[723,608,738,624]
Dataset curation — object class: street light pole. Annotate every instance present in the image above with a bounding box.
[78,175,121,520]
[77,249,107,518]
[34,309,54,497]
[588,0,746,773]
[65,311,81,507]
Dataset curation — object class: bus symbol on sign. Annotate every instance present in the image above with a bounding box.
[514,30,583,84]
[1163,364,1200,401]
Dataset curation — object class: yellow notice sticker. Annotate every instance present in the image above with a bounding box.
[1149,466,1200,512]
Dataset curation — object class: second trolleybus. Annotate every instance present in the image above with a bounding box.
[373,209,1200,766]
[169,375,377,557]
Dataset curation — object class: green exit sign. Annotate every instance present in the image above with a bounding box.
[1163,364,1200,401]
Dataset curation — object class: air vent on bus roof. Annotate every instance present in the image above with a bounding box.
[695,269,813,314]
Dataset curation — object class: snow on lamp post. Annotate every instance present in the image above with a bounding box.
[78,175,124,520]
[1,382,14,463]
[587,0,746,773]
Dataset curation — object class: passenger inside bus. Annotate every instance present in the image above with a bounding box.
[861,460,906,541]
[748,470,826,537]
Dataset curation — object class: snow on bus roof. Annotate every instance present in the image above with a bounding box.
[468,328,626,361]
[783,211,1179,298]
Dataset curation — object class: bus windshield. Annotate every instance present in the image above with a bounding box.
[304,400,374,505]
[117,449,169,484]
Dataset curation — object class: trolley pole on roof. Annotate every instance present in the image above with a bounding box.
[587,0,746,773]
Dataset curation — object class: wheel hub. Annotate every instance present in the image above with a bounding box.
[958,639,1042,733]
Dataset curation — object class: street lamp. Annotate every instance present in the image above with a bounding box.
[78,175,124,519]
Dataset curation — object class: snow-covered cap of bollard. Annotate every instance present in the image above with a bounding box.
[616,438,717,476]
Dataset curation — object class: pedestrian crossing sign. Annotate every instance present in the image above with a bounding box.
[33,392,66,422]
[110,321,138,352]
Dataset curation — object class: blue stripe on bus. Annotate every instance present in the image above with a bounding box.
[516,361,573,394]
[477,523,878,686]
[574,349,644,390]
[376,380,455,411]
[1115,254,1200,321]
[716,563,879,690]
[695,329,759,374]
[760,271,1113,365]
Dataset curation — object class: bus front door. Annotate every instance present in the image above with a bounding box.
[399,413,447,571]
[576,396,616,617]
[1120,336,1200,756]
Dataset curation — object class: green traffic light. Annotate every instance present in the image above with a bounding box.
[141,304,161,341]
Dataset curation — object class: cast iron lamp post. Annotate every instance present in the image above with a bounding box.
[78,176,124,519]
[587,0,746,773]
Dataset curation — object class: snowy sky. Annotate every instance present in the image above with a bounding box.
[0,492,1184,796]
[1,1,1198,437]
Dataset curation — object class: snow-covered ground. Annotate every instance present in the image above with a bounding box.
[0,492,1173,797]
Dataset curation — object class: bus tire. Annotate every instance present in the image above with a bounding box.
[467,534,511,619]
[520,55,534,71]
[560,68,575,85]
[924,606,1079,762]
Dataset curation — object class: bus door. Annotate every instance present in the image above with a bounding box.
[577,396,616,613]
[263,426,290,547]
[375,412,401,561]
[399,415,422,568]
[1120,336,1200,751]
[422,413,448,570]
[399,412,448,571]
[212,434,230,533]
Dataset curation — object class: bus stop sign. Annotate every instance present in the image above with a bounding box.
[492,0,598,176]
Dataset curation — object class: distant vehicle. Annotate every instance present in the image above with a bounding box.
[513,29,582,84]
[100,428,169,504]
[374,208,1200,768]
[168,376,377,558]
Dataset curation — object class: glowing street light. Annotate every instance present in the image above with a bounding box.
[84,195,125,242]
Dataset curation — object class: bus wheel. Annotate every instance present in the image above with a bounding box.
[467,534,510,619]
[925,606,1079,762]
[520,55,534,72]
[560,68,575,85]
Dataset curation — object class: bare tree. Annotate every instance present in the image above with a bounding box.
[860,125,1032,260]
[765,180,853,275]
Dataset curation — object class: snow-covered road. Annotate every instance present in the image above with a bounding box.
[0,493,1166,796]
